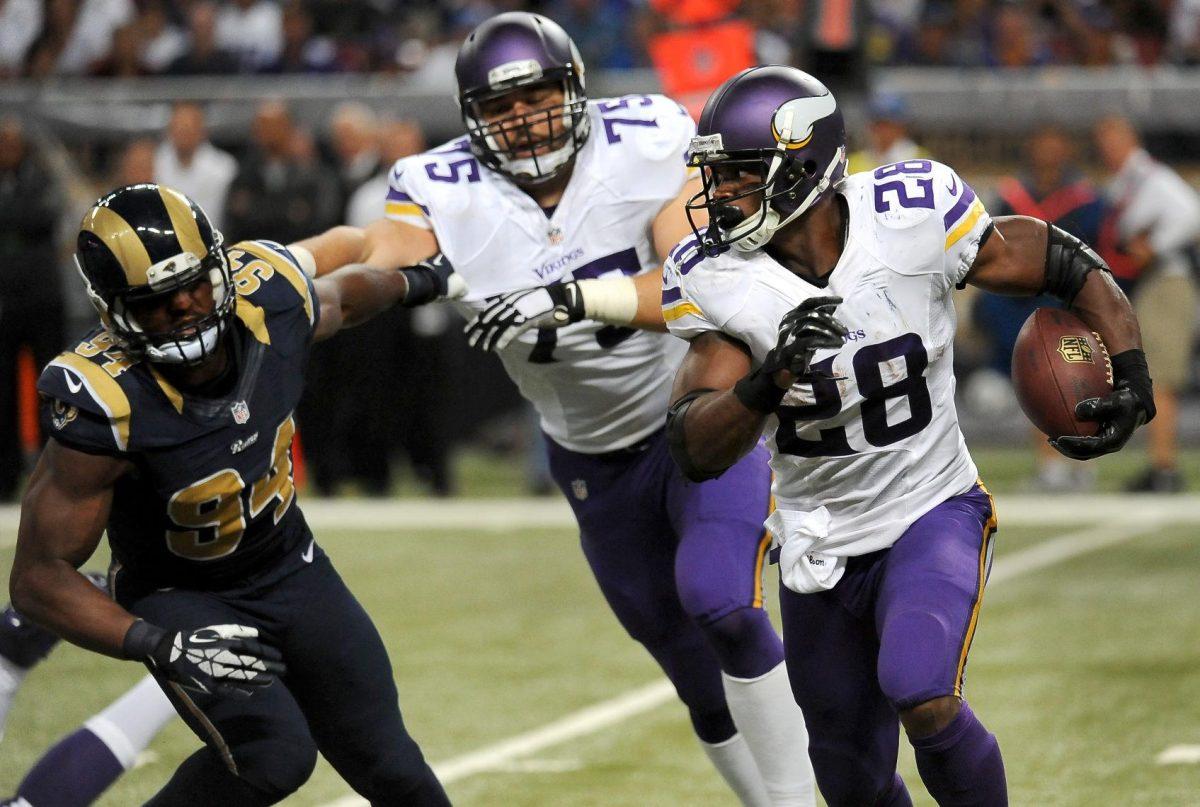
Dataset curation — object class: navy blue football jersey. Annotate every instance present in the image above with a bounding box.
[37,240,320,589]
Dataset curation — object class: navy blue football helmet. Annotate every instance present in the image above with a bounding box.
[75,184,234,365]
[455,12,589,184]
[685,66,847,254]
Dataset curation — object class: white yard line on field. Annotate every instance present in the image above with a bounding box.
[2,494,1198,548]
[1156,745,1200,765]
[318,515,1178,805]
[320,681,676,806]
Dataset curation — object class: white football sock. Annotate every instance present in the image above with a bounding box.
[723,661,817,806]
[0,654,30,742]
[84,676,176,769]
[700,732,772,807]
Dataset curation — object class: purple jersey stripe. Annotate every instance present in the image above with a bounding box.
[385,190,430,213]
[942,184,977,230]
[662,286,682,305]
[678,247,704,276]
[669,235,701,266]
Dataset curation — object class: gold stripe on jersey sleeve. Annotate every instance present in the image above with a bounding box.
[385,201,429,220]
[662,301,704,322]
[49,352,132,451]
[158,187,207,258]
[81,206,152,286]
[235,298,271,345]
[149,366,185,414]
[237,241,315,325]
[945,199,986,251]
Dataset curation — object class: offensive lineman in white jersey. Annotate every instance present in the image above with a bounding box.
[662,67,1154,805]
[308,13,815,806]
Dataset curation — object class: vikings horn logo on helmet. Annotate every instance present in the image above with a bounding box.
[771,94,838,151]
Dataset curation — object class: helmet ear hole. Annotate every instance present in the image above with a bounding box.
[802,159,818,175]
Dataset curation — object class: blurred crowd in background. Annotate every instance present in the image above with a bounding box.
[1,0,1198,82]
[1,0,1198,501]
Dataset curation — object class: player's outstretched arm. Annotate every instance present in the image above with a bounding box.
[965,215,1154,459]
[10,442,133,658]
[296,219,464,313]
[465,177,706,351]
[667,297,847,480]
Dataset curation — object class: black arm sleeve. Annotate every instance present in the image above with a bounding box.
[665,388,724,483]
[1041,224,1112,306]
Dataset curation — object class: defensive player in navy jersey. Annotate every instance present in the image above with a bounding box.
[9,184,460,805]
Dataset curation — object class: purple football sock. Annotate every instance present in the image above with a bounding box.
[17,726,125,807]
[910,701,1007,806]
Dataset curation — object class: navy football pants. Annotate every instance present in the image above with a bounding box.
[115,545,448,806]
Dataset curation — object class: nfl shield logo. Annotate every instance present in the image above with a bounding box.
[571,479,588,501]
[231,401,250,424]
[1057,336,1094,364]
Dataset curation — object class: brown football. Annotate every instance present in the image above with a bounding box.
[1011,308,1113,439]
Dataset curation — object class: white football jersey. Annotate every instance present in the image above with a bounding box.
[663,159,991,590]
[386,94,695,453]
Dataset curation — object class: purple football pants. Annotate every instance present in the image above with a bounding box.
[546,429,779,742]
[779,484,1002,805]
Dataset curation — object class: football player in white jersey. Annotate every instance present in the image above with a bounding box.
[307,12,815,806]
[661,66,1154,805]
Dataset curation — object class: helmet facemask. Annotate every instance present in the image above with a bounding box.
[461,67,589,185]
[79,232,235,366]
[685,133,847,256]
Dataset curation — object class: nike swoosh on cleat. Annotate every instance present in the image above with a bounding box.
[64,369,83,394]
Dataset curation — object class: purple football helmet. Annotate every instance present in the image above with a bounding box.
[455,12,589,184]
[685,66,847,254]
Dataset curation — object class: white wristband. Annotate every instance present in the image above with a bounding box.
[288,244,318,278]
[575,277,639,325]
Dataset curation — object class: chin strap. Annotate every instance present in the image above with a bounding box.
[729,146,847,254]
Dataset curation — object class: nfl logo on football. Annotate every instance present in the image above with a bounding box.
[231,400,251,424]
[1057,336,1094,364]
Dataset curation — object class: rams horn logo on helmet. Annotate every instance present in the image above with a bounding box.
[771,94,838,151]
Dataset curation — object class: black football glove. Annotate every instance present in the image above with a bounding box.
[761,296,849,376]
[464,282,585,352]
[124,621,285,698]
[734,296,848,413]
[399,253,468,307]
[1050,349,1155,460]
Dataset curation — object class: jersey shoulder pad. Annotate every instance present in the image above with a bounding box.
[591,94,695,188]
[387,138,480,221]
[228,239,318,331]
[662,234,742,339]
[854,159,991,284]
[38,333,138,453]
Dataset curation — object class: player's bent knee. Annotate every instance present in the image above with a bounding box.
[877,608,955,709]
[899,695,961,740]
[237,738,318,799]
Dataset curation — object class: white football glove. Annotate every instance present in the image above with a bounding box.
[464,283,584,352]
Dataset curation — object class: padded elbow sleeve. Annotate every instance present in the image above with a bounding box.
[666,389,724,483]
[1042,224,1111,306]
